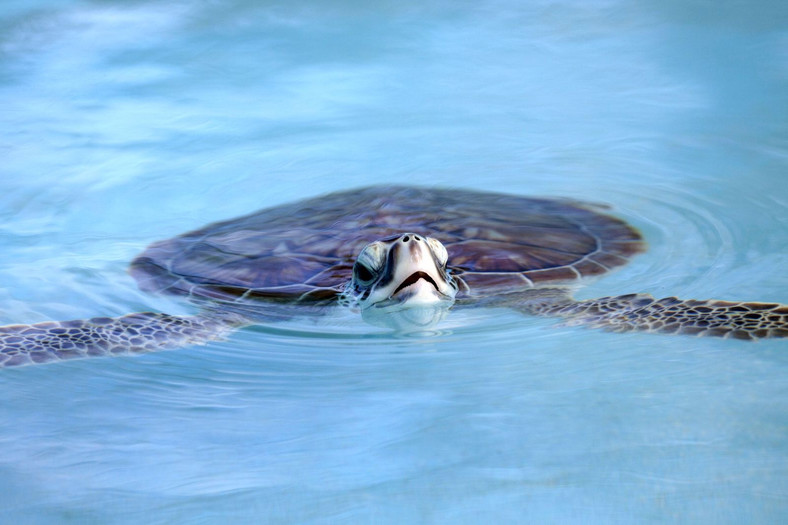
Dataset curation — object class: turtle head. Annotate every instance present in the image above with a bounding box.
[344,233,458,323]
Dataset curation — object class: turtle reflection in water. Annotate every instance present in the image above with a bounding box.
[1,186,786,368]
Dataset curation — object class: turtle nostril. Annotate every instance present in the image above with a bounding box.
[402,235,410,242]
[414,235,421,241]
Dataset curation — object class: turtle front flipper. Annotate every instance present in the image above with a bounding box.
[524,293,788,340]
[0,312,244,368]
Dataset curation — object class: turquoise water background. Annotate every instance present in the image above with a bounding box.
[1,0,787,523]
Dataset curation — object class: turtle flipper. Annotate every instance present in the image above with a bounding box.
[525,294,788,340]
[0,312,243,368]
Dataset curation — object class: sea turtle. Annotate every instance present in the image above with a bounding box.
[1,186,786,368]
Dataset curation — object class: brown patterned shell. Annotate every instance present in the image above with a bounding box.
[129,186,644,303]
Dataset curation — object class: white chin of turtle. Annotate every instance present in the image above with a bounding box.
[361,302,451,331]
[362,277,454,330]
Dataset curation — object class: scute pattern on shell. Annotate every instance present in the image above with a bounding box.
[129,186,644,303]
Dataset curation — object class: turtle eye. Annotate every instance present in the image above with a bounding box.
[427,237,449,268]
[354,241,384,286]
[354,263,376,284]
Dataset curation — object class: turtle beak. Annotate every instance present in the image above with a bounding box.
[391,271,441,299]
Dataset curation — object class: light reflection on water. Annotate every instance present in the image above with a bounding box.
[0,0,787,523]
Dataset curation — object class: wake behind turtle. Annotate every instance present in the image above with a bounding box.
[1,186,786,367]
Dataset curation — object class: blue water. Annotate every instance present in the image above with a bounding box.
[1,0,787,523]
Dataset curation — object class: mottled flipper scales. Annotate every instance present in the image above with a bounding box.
[526,294,788,340]
[0,312,242,368]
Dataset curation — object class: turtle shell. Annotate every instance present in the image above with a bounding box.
[129,186,644,304]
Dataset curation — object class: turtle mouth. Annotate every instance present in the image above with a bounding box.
[392,271,439,296]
